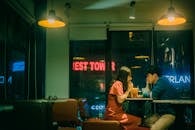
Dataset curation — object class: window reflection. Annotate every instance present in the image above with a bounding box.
[110,31,152,88]
[70,30,193,117]
[156,30,193,98]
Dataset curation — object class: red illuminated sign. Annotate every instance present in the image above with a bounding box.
[72,61,116,71]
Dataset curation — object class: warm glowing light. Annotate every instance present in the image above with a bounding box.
[134,55,149,59]
[48,18,55,23]
[129,32,133,39]
[38,9,65,28]
[38,19,65,28]
[157,6,186,26]
[73,57,85,60]
[131,66,141,69]
[99,82,105,92]
[129,16,135,20]
[167,16,175,22]
[157,16,186,26]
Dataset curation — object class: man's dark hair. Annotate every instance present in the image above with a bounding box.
[146,65,162,76]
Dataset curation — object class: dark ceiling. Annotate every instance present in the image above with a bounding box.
[51,0,194,25]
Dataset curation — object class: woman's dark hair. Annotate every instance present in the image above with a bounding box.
[145,65,162,76]
[116,66,131,92]
[105,66,131,105]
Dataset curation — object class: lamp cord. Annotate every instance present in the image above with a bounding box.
[51,0,54,10]
[170,0,173,7]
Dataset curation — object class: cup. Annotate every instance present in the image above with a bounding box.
[142,88,150,98]
[131,87,138,98]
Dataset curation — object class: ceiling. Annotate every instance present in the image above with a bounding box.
[50,0,194,25]
[8,0,195,27]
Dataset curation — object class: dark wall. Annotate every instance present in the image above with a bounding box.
[0,0,46,100]
[0,100,53,130]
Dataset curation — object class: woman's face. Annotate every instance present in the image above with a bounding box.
[127,75,132,83]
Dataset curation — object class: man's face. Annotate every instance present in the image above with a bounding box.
[146,73,154,84]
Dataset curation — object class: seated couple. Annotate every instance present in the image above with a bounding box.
[104,66,178,130]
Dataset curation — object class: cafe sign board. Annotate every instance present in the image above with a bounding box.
[72,61,116,71]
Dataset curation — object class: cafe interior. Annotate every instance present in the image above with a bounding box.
[0,0,195,130]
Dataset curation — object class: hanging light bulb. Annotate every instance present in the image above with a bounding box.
[38,0,65,28]
[129,0,136,20]
[38,9,65,28]
[157,0,186,26]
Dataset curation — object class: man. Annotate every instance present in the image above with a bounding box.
[145,65,179,130]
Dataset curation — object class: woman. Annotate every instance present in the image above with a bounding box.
[104,66,149,130]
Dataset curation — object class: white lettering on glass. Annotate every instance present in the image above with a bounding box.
[164,75,191,84]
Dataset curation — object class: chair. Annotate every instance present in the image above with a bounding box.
[82,118,150,130]
[82,118,123,130]
[52,98,81,130]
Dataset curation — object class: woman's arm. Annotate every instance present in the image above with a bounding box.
[117,82,133,104]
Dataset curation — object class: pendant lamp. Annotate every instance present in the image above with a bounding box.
[129,0,136,20]
[157,0,186,26]
[38,0,65,28]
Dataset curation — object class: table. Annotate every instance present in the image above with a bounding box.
[126,98,153,101]
[152,99,195,116]
[126,98,195,104]
[153,99,195,104]
[125,98,153,118]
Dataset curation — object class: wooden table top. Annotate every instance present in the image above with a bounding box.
[126,98,195,104]
[126,98,153,101]
[152,99,195,104]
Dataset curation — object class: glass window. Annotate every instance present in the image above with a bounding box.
[70,40,107,118]
[70,30,194,118]
[109,31,152,88]
[155,30,193,98]
[70,30,152,117]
